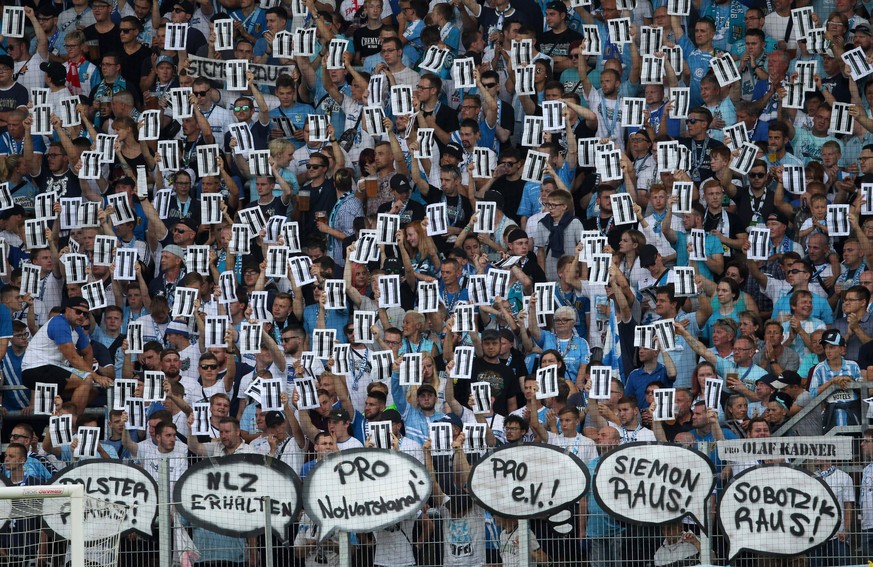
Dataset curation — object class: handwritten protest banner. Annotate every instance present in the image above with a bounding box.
[173,454,302,537]
[718,464,840,559]
[186,55,295,86]
[302,448,430,541]
[593,442,715,531]
[717,437,853,462]
[44,460,158,538]
[468,443,589,519]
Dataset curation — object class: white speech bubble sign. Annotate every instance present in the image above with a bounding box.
[302,448,431,541]
[173,453,302,537]
[43,460,158,539]
[718,464,841,559]
[468,443,590,518]
[593,442,716,532]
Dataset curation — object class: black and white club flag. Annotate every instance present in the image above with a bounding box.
[293,28,316,57]
[378,275,402,308]
[229,224,251,254]
[621,97,645,128]
[59,197,80,230]
[307,114,329,143]
[535,282,556,315]
[827,204,851,236]
[158,140,181,171]
[704,378,723,410]
[569,0,591,8]
[165,23,188,50]
[471,381,491,413]
[420,46,449,73]
[228,121,254,155]
[463,423,487,454]
[353,311,376,343]
[240,321,262,355]
[196,144,220,177]
[247,149,271,177]
[487,268,511,301]
[260,379,282,411]
[376,213,400,244]
[366,420,391,449]
[653,318,677,351]
[370,350,394,382]
[367,74,385,106]
[93,235,116,266]
[399,353,423,386]
[288,254,316,286]
[796,61,817,91]
[225,59,248,91]
[511,39,533,66]
[831,102,854,135]
[634,325,657,349]
[542,101,565,132]
[332,343,350,374]
[521,116,544,147]
[863,183,873,215]
[607,17,631,44]
[265,246,289,279]
[581,25,602,55]
[578,138,598,167]
[107,193,135,225]
[323,279,346,310]
[710,54,740,86]
[20,262,39,296]
[295,377,320,409]
[723,121,748,151]
[653,388,676,421]
[214,19,234,51]
[191,402,212,436]
[747,227,770,261]
[0,182,11,211]
[467,274,488,305]
[133,110,159,142]
[60,96,80,128]
[425,202,448,236]
[201,193,223,225]
[791,6,814,39]
[49,415,74,447]
[672,181,694,214]
[185,245,210,277]
[143,371,166,402]
[217,271,238,305]
[172,286,198,318]
[781,165,805,196]
[24,219,47,250]
[34,383,57,415]
[169,88,193,120]
[204,315,229,349]
[667,86,690,119]
[363,105,387,135]
[729,142,758,175]
[78,151,101,180]
[79,201,100,228]
[414,128,435,160]
[417,280,439,313]
[689,228,707,261]
[83,281,107,310]
[641,55,664,85]
[350,232,376,264]
[452,57,476,89]
[535,365,558,399]
[152,189,170,220]
[673,266,696,297]
[30,105,51,136]
[450,346,475,380]
[474,201,496,233]
[783,82,806,110]
[1,7,24,38]
[515,65,536,96]
[62,253,88,284]
[96,134,117,164]
[127,321,144,354]
[588,254,611,285]
[326,38,349,70]
[611,193,636,225]
[74,426,101,458]
[390,85,414,116]
[597,150,623,182]
[239,206,266,236]
[521,150,549,183]
[589,366,612,400]
[113,378,138,411]
[640,26,663,56]
[616,0,636,8]
[580,236,607,265]
[0,239,7,278]
[472,147,495,179]
[429,422,454,456]
[664,45,684,75]
[454,303,476,333]
[657,141,679,172]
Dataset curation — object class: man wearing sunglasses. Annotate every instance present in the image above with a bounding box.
[21,297,112,415]
[679,107,725,185]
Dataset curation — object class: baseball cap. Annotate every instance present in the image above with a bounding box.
[165,320,190,338]
[163,244,185,259]
[389,174,412,194]
[444,142,463,160]
[0,56,14,70]
[0,204,24,219]
[545,0,568,14]
[819,329,846,347]
[36,4,58,16]
[328,408,351,421]
[506,229,528,243]
[176,217,198,233]
[481,329,501,342]
[64,297,90,310]
[40,61,66,84]
[439,413,464,429]
[766,211,790,226]
[482,190,505,209]
[856,23,873,35]
[173,0,195,14]
[770,370,802,389]
[755,374,779,387]
[381,408,403,423]
[498,328,515,343]
[383,257,403,275]
[264,411,285,428]
[416,384,437,396]
[155,55,176,68]
[639,244,659,268]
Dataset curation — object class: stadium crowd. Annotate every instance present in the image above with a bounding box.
[2,0,873,564]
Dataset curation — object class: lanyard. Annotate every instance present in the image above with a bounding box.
[599,94,620,138]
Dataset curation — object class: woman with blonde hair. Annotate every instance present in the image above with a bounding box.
[266,138,300,206]
[405,352,443,406]
[0,155,36,215]
[615,229,647,290]
[111,115,154,179]
[397,220,441,287]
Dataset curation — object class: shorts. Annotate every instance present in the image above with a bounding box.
[21,365,80,390]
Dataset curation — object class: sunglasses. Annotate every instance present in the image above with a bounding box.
[788,269,808,275]
[307,163,326,170]
[193,91,210,97]
[200,364,219,370]
[481,83,498,88]
[233,105,251,112]
[686,118,705,124]
[748,172,767,178]
[72,308,88,316]
[173,7,187,12]
[119,28,137,33]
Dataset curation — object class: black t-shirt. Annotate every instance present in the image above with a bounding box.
[247,196,288,223]
[353,25,384,60]
[455,358,522,416]
[678,136,725,184]
[35,168,81,199]
[821,73,851,104]
[0,83,28,114]
[537,28,583,59]
[420,102,458,152]
[119,45,152,93]
[491,176,526,223]
[301,179,337,236]
[733,188,776,229]
[376,198,425,227]
[84,25,122,61]
[423,185,473,229]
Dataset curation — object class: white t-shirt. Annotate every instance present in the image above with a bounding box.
[546,432,598,463]
[136,440,189,486]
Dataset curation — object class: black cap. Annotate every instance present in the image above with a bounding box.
[0,204,24,219]
[771,370,802,388]
[40,61,66,84]
[173,0,195,13]
[766,211,790,226]
[756,374,779,387]
[176,217,198,233]
[327,408,351,421]
[856,23,873,35]
[481,329,501,342]
[639,244,659,268]
[506,229,528,243]
[264,411,285,428]
[498,328,515,343]
[242,259,261,273]
[820,329,846,347]
[64,297,90,310]
[0,55,14,70]
[545,0,568,14]
[444,142,463,160]
[482,190,505,209]
[417,384,437,396]
[36,4,57,17]
[389,174,412,193]
[439,413,464,429]
[381,408,403,423]
[383,257,403,275]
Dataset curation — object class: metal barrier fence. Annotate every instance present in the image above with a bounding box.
[21,438,873,567]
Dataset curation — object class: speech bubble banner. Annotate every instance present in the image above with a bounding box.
[174,453,302,538]
[593,442,716,532]
[718,464,840,559]
[302,448,431,541]
[43,460,158,539]
[717,437,853,462]
[468,443,590,518]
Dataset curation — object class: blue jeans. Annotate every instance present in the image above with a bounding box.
[809,537,850,567]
